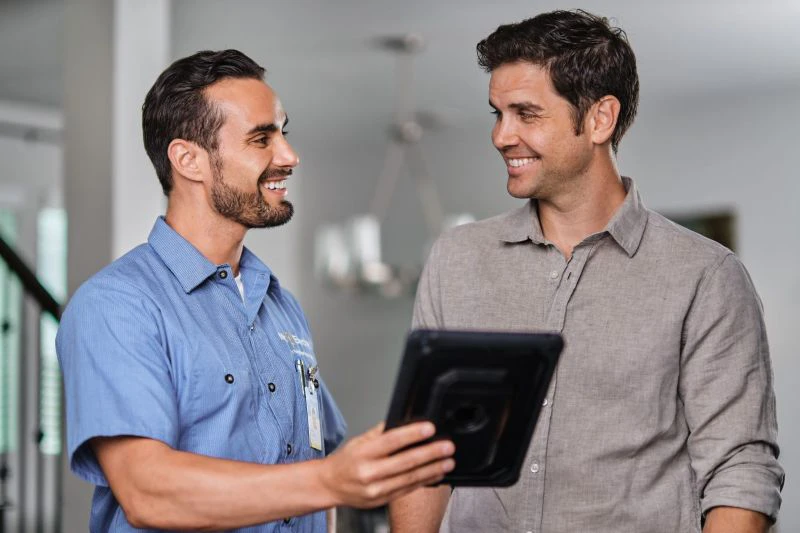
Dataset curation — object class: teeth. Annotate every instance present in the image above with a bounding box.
[265,180,287,190]
[508,158,537,168]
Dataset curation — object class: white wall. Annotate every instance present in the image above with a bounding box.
[112,0,170,258]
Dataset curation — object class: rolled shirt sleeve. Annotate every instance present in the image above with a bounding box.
[56,279,179,487]
[680,253,784,520]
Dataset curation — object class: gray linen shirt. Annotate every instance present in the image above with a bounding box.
[414,178,783,533]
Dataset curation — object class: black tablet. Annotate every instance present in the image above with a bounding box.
[385,329,563,487]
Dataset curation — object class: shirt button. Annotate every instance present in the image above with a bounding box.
[286,443,292,455]
[549,270,559,279]
[530,463,540,473]
[268,382,276,392]
[542,398,549,407]
[249,324,255,332]
[224,373,234,384]
[218,270,228,279]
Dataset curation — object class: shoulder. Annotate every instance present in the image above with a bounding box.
[640,209,759,303]
[56,246,170,365]
[274,283,304,317]
[62,244,163,325]
[643,209,734,267]
[431,207,522,258]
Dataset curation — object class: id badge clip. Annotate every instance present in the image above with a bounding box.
[296,360,323,451]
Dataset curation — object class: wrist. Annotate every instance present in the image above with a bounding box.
[313,456,342,509]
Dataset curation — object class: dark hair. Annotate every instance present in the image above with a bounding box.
[142,49,266,195]
[477,10,639,153]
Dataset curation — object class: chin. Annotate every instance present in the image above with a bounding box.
[507,179,539,200]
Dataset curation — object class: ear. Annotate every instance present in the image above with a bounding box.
[589,96,620,146]
[167,138,210,184]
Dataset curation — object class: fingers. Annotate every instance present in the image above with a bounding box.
[367,439,455,482]
[325,421,456,509]
[360,421,436,458]
[356,456,455,508]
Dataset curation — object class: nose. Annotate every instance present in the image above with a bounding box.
[492,116,518,152]
[273,136,300,169]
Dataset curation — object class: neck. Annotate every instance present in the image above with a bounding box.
[537,158,626,260]
[164,196,247,275]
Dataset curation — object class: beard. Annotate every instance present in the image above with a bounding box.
[209,155,294,229]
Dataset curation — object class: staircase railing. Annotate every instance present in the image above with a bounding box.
[0,233,62,533]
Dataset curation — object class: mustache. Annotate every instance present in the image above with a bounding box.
[258,167,293,183]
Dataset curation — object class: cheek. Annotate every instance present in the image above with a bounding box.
[518,128,546,151]
[239,154,272,177]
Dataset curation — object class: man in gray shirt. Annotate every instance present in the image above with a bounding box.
[389,10,783,533]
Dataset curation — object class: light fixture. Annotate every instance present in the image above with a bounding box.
[314,34,473,298]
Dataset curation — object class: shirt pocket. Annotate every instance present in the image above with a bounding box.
[182,352,266,462]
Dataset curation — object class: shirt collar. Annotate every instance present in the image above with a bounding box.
[498,176,648,257]
[147,217,279,294]
[239,245,281,296]
[497,201,543,244]
[605,177,648,257]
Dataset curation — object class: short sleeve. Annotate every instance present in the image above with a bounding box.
[56,279,179,486]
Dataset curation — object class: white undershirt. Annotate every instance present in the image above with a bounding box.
[234,273,245,302]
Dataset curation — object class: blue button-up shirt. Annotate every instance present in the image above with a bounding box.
[57,217,347,532]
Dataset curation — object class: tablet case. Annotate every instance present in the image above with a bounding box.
[385,329,563,487]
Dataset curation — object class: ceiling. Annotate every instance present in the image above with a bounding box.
[0,0,797,114]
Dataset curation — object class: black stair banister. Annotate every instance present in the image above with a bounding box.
[0,235,61,322]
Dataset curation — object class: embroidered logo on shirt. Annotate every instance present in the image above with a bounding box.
[278,332,316,358]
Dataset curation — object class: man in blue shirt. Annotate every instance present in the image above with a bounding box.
[56,49,455,532]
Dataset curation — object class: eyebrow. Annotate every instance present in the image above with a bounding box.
[510,101,545,113]
[489,100,545,113]
[246,115,289,136]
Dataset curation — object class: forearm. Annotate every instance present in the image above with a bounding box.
[389,485,451,533]
[703,507,770,533]
[96,422,455,530]
[100,440,336,530]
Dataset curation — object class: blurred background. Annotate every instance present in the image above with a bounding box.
[0,0,797,531]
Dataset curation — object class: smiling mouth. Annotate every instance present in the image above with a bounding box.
[506,157,539,168]
[262,179,288,191]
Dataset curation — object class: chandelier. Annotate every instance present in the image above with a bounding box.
[314,34,473,298]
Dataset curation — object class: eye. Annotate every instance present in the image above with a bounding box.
[253,136,270,146]
[281,130,289,136]
[489,109,500,119]
[519,111,539,121]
